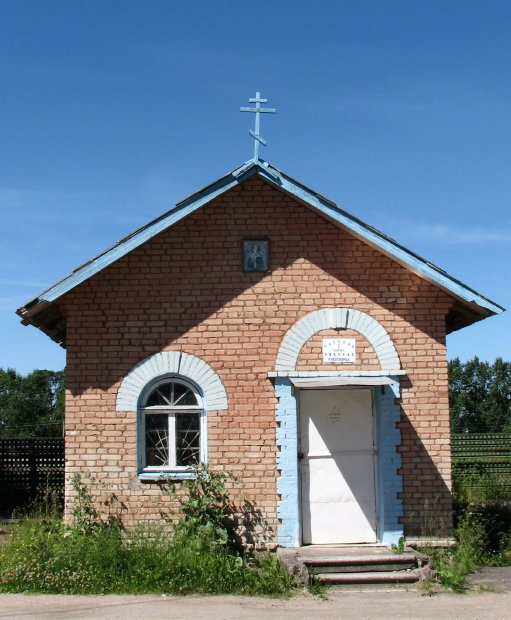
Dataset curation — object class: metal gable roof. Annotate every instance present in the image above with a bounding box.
[17,158,504,345]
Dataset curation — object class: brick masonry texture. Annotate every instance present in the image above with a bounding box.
[60,176,454,542]
[295,328,380,371]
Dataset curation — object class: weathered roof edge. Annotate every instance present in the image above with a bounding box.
[17,158,504,330]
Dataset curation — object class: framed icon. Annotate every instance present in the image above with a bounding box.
[243,239,269,272]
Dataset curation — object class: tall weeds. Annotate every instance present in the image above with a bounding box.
[427,470,511,591]
[0,468,292,596]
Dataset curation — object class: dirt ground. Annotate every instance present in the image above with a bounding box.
[1,569,511,620]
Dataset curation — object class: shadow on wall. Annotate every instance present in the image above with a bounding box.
[63,179,450,397]
[306,240,451,349]
[397,383,453,538]
[228,500,277,549]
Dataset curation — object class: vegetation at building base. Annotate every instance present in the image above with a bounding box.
[0,467,293,596]
[425,469,511,592]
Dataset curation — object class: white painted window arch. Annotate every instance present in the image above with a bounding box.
[116,351,228,479]
[116,351,228,412]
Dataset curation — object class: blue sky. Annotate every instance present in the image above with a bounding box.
[1,0,509,375]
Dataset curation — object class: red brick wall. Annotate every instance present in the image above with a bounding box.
[61,176,454,541]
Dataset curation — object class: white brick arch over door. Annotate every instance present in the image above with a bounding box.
[116,351,228,412]
[275,308,401,372]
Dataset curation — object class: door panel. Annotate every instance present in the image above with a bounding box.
[300,388,377,544]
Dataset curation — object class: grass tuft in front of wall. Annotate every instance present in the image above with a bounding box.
[0,469,293,596]
[425,470,511,592]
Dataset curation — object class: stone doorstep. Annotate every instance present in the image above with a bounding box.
[301,553,418,574]
[286,543,391,557]
[277,545,436,586]
[300,553,418,565]
[316,570,423,584]
[308,562,418,573]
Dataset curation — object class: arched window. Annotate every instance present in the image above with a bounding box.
[139,378,205,475]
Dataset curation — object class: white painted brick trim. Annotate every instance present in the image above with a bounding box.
[275,308,401,371]
[116,351,228,411]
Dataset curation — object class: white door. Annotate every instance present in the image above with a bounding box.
[300,388,377,544]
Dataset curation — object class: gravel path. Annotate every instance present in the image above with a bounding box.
[0,583,510,620]
[1,566,510,620]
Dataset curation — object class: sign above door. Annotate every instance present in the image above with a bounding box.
[322,338,356,363]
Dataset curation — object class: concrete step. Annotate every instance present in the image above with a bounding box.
[308,561,417,573]
[301,553,417,573]
[316,569,422,585]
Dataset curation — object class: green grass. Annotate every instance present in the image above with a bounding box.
[0,468,294,596]
[0,516,293,595]
[424,471,511,592]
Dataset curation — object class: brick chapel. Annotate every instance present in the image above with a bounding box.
[17,120,502,547]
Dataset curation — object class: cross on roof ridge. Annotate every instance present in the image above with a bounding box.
[240,91,277,161]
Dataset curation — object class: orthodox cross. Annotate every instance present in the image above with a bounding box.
[240,92,277,161]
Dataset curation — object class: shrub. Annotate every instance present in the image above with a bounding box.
[158,464,237,545]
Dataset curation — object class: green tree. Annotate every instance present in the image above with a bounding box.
[0,368,64,437]
[449,357,511,433]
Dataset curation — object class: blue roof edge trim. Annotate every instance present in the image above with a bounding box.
[25,162,261,306]
[257,165,504,316]
[18,159,504,320]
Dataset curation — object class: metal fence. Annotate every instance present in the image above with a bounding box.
[451,433,511,488]
[0,437,65,518]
